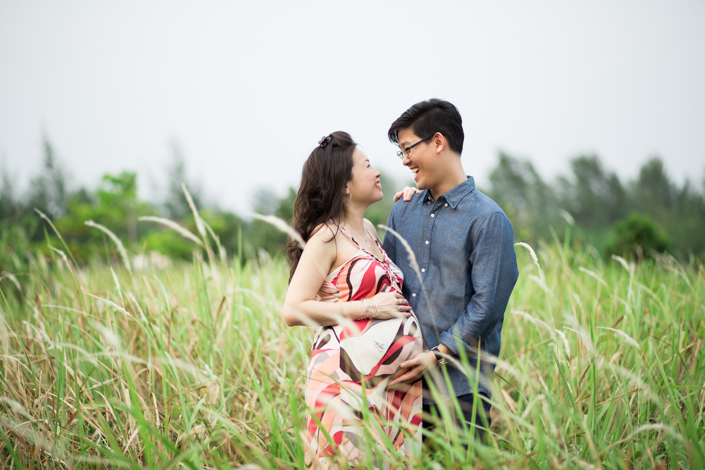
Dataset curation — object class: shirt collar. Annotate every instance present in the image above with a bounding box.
[417,176,475,209]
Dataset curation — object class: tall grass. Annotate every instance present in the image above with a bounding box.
[0,221,703,469]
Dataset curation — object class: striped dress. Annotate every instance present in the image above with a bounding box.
[305,225,423,469]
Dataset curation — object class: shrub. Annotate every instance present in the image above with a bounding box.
[604,212,670,259]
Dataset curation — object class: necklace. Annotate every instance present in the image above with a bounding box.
[346,224,372,248]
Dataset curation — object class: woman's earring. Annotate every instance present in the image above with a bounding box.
[344,192,352,204]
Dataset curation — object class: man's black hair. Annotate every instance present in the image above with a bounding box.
[388,98,464,155]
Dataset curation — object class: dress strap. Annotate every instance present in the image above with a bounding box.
[366,228,389,263]
[328,219,362,249]
[366,229,383,250]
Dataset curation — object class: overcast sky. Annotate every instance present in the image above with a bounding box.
[1,1,704,215]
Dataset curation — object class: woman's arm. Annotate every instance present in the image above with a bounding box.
[282,225,411,327]
[282,228,350,326]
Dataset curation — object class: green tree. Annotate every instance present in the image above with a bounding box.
[604,212,670,260]
[626,158,705,258]
[26,135,70,221]
[98,172,139,243]
[630,157,674,220]
[667,177,705,258]
[247,187,297,256]
[2,137,79,271]
[487,152,558,245]
[0,162,33,272]
[48,171,154,264]
[162,140,205,220]
[0,160,20,221]
[560,155,627,231]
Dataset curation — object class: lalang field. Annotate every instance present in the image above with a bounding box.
[1,150,705,470]
[3,1,705,469]
[0,196,704,470]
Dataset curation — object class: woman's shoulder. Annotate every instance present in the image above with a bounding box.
[299,223,340,268]
[307,221,340,246]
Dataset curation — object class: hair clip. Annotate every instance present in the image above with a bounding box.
[318,135,333,148]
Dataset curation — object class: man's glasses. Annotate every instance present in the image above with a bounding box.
[396,135,434,160]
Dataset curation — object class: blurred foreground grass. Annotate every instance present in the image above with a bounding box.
[1,233,704,469]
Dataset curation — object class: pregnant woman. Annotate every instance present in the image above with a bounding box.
[282,132,423,468]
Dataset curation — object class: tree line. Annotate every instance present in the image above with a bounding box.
[1,137,704,274]
[486,152,705,261]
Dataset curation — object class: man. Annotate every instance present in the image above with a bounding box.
[384,99,519,440]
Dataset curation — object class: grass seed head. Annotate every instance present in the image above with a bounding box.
[558,209,575,226]
[515,242,540,270]
[183,183,206,238]
[611,254,634,274]
[555,329,571,359]
[249,213,306,250]
[597,326,641,350]
[579,266,608,287]
[94,322,122,351]
[85,220,133,274]
[511,309,553,335]
[0,396,32,420]
[138,216,204,246]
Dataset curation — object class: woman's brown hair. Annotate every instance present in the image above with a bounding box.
[286,131,357,281]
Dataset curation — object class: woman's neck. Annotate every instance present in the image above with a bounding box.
[338,203,366,233]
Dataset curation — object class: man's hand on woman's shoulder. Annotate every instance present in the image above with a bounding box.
[393,186,421,203]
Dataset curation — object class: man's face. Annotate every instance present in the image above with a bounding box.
[397,128,439,193]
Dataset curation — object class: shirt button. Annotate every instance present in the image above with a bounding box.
[444,203,448,207]
[425,240,429,244]
[431,213,435,217]
[412,293,417,297]
[421,268,425,272]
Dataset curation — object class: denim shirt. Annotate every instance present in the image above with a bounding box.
[382,176,519,402]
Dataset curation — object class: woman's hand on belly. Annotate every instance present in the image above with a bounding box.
[367,291,412,320]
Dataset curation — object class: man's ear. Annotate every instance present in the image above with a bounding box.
[433,132,445,155]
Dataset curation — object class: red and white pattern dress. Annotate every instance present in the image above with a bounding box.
[305,225,423,469]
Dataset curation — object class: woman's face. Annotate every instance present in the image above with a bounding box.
[346,146,383,205]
